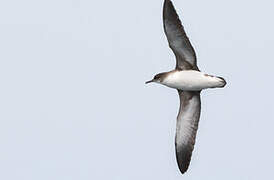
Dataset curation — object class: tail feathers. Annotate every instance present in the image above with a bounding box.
[217,76,227,87]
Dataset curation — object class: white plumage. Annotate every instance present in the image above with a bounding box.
[161,70,226,91]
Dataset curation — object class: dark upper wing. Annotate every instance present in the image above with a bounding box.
[163,0,198,70]
[175,91,201,174]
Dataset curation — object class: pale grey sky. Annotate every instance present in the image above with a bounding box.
[0,0,273,179]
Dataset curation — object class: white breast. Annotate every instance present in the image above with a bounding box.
[161,70,224,91]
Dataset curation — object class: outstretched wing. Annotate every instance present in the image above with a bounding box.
[175,91,201,174]
[163,0,198,70]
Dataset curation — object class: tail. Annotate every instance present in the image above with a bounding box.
[217,76,227,87]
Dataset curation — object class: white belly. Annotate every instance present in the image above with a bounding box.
[162,70,225,91]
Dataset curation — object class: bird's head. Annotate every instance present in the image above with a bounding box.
[145,73,166,84]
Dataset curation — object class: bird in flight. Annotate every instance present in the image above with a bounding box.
[146,0,226,174]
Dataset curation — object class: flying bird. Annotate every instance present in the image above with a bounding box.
[146,0,226,174]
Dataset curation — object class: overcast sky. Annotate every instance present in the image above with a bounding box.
[0,0,274,179]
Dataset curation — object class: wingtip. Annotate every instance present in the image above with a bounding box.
[163,0,175,16]
[176,154,191,175]
[176,160,189,174]
[175,143,194,175]
[178,167,189,175]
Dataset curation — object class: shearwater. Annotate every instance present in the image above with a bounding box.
[146,0,226,174]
